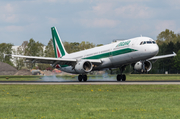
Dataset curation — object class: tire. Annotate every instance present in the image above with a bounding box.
[117,75,121,81]
[78,75,82,82]
[122,74,126,81]
[83,75,87,82]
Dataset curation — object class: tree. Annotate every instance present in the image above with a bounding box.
[63,41,71,53]
[19,41,28,54]
[70,42,80,53]
[25,39,44,69]
[63,41,95,53]
[85,41,96,49]
[173,50,180,72]
[63,42,80,53]
[25,39,44,56]
[97,44,103,47]
[157,29,177,44]
[12,41,28,70]
[154,29,180,73]
[0,43,14,66]
[45,39,55,57]
[79,41,95,51]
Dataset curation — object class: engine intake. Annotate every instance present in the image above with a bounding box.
[75,60,93,74]
[133,61,152,72]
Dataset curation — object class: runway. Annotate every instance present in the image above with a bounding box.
[1,80,180,85]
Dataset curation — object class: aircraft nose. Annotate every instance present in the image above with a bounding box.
[151,44,159,55]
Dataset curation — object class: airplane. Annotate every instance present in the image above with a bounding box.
[5,27,176,82]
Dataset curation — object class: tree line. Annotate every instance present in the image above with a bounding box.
[0,38,101,70]
[150,29,180,74]
[0,29,180,74]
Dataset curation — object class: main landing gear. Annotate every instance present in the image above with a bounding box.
[78,75,87,82]
[117,74,126,81]
[117,66,126,82]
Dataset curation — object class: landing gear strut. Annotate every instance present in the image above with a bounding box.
[117,66,126,82]
[78,75,87,82]
[141,60,147,73]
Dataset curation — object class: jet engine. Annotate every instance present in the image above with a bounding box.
[133,61,152,72]
[75,60,93,74]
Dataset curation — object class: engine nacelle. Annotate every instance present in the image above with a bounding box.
[75,60,93,74]
[133,61,152,72]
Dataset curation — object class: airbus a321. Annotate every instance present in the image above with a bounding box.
[5,27,176,82]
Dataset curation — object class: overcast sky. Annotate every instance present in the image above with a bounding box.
[0,0,180,46]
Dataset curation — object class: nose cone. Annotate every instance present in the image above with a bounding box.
[151,44,159,55]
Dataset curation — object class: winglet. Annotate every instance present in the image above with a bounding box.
[173,52,177,56]
[4,54,12,58]
[4,54,8,58]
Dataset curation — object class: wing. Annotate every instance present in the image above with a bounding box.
[5,54,102,67]
[148,52,176,61]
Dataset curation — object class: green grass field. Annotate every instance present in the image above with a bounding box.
[1,85,180,119]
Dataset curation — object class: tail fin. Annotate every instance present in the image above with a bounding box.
[51,27,68,58]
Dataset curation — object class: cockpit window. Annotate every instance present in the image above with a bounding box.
[140,41,156,45]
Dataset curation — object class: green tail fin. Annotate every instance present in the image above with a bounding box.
[51,27,67,58]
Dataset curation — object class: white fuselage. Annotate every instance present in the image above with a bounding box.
[59,37,159,74]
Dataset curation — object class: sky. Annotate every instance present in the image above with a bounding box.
[0,0,180,46]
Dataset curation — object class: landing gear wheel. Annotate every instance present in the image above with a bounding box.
[117,74,126,81]
[78,75,87,82]
[83,75,87,82]
[117,75,122,81]
[78,75,83,82]
[122,74,126,81]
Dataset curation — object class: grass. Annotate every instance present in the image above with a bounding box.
[1,85,180,118]
[127,74,180,81]
[1,74,180,81]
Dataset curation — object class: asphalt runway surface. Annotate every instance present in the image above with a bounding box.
[1,80,180,85]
